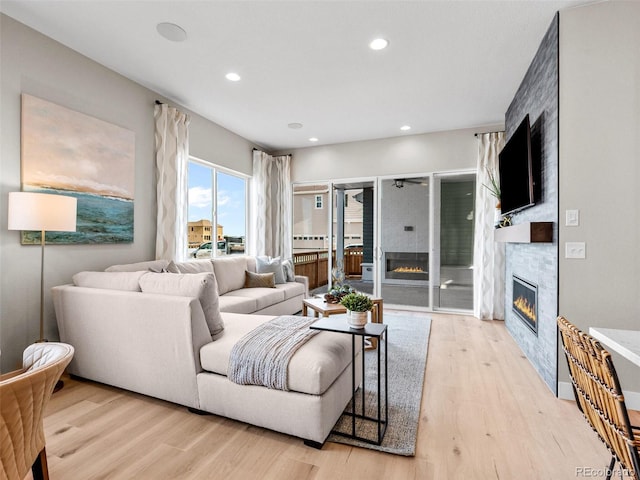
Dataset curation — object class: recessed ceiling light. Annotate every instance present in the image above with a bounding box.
[369,38,389,50]
[156,22,187,42]
[225,72,241,82]
[288,122,303,129]
[400,125,411,131]
[309,137,319,142]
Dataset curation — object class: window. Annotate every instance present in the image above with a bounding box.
[188,159,247,258]
[315,195,323,209]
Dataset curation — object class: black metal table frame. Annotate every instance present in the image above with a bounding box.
[310,317,388,445]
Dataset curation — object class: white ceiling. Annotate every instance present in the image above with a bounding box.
[1,1,592,151]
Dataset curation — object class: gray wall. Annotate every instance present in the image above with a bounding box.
[0,14,256,371]
[285,126,497,183]
[504,15,559,394]
[558,2,640,397]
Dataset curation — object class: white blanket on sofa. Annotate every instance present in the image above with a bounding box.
[228,315,319,391]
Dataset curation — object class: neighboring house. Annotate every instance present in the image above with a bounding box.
[187,219,223,248]
[292,186,363,251]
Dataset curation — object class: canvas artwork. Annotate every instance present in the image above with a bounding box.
[21,94,135,244]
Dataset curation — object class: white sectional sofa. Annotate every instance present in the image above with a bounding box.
[52,256,359,446]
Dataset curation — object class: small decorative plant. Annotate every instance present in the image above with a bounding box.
[482,167,501,205]
[340,292,373,312]
[324,284,354,304]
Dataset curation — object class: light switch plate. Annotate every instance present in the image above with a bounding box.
[566,209,580,226]
[565,242,586,259]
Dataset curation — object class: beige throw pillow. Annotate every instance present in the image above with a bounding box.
[244,270,276,288]
[139,272,224,337]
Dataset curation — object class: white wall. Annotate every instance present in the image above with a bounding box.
[559,2,640,395]
[0,14,256,371]
[285,126,499,183]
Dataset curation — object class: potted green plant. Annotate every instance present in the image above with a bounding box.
[339,292,374,328]
[324,283,354,304]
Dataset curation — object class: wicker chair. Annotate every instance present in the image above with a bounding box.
[557,316,640,480]
[1,342,74,480]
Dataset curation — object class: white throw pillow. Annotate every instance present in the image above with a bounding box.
[73,271,147,292]
[256,256,286,284]
[105,259,170,273]
[139,272,224,337]
[172,259,215,274]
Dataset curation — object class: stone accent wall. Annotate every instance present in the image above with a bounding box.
[504,14,559,394]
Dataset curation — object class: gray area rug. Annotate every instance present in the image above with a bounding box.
[327,314,431,456]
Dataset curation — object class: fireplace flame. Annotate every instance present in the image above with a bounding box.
[514,296,536,322]
[393,266,425,273]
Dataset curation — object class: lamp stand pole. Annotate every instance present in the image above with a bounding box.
[39,228,46,343]
[39,229,63,392]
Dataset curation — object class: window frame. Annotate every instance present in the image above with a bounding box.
[188,156,249,259]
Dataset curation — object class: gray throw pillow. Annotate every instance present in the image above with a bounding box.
[282,258,295,282]
[256,256,286,284]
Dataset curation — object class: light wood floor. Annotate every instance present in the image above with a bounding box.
[32,311,636,479]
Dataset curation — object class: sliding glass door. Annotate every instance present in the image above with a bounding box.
[378,176,430,308]
[432,172,476,310]
[293,171,475,312]
[292,183,331,294]
[331,181,375,295]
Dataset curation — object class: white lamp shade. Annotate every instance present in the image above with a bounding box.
[8,192,77,232]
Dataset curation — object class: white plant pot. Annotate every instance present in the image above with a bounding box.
[347,310,368,329]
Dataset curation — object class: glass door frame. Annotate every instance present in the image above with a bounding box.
[328,176,378,294]
[431,168,477,313]
[375,173,434,312]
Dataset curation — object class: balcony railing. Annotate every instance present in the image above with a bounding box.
[293,247,363,290]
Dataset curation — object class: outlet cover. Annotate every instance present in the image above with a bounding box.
[565,242,586,259]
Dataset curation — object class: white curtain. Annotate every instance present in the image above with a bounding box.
[473,132,506,320]
[154,103,190,261]
[250,150,292,258]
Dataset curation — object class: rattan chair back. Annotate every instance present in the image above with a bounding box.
[558,316,640,480]
[1,342,74,480]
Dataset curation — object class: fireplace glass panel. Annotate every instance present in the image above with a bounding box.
[513,275,538,335]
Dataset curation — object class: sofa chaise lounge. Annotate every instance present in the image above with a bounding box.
[52,257,360,446]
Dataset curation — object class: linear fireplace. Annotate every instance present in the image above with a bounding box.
[513,275,538,335]
[384,251,429,284]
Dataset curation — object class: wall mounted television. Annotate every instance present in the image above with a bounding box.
[498,114,540,216]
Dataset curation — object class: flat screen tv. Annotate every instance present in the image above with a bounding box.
[498,114,539,215]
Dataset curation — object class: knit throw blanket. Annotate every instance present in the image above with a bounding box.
[228,315,320,391]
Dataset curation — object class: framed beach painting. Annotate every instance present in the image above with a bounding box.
[20,94,135,244]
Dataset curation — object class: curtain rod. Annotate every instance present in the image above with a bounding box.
[252,148,292,156]
[474,130,504,137]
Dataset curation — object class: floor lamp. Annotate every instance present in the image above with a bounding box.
[7,192,77,343]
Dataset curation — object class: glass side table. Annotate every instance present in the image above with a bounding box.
[310,316,388,445]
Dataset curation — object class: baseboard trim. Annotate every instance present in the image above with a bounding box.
[558,381,640,410]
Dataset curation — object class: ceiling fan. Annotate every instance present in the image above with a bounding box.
[392,178,427,188]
